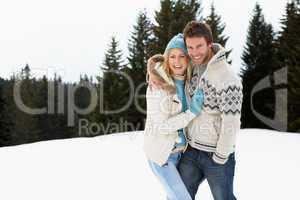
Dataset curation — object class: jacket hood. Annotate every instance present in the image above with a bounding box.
[147,54,176,94]
[208,43,228,66]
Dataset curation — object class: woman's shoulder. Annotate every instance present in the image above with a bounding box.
[146,85,169,97]
[146,86,177,105]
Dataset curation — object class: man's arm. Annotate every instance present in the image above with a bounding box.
[213,81,243,164]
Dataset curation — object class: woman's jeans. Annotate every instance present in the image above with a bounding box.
[148,152,192,200]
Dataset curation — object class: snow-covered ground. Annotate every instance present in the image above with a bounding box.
[0,129,299,200]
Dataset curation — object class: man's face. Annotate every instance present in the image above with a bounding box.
[185,36,212,65]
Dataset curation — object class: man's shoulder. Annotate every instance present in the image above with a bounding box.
[206,62,241,88]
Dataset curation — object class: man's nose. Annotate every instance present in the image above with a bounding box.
[193,49,199,56]
[189,49,195,56]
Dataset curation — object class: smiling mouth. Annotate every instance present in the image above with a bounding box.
[174,65,183,69]
[193,56,202,60]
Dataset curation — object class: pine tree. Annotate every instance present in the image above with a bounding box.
[41,74,77,140]
[2,64,41,145]
[278,0,300,132]
[0,77,12,146]
[152,0,202,54]
[128,10,153,78]
[58,78,77,139]
[0,78,4,129]
[205,2,232,63]
[73,74,99,137]
[35,75,53,140]
[152,0,174,54]
[91,74,107,136]
[102,37,125,71]
[170,0,202,37]
[241,3,278,129]
[100,36,127,133]
[126,10,153,130]
[1,76,17,145]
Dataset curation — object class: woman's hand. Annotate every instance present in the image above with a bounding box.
[189,89,204,115]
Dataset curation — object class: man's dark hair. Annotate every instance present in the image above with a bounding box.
[183,21,213,44]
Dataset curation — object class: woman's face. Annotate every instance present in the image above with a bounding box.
[168,48,188,76]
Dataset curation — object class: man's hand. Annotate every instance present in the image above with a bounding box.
[149,73,165,90]
[147,54,165,91]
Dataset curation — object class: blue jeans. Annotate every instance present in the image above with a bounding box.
[178,145,236,200]
[148,152,192,200]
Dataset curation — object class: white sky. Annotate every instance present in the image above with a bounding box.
[0,0,287,82]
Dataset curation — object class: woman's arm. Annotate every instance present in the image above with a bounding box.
[145,88,198,135]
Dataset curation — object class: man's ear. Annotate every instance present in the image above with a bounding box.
[207,42,213,48]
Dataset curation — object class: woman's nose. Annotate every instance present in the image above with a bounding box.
[174,57,180,65]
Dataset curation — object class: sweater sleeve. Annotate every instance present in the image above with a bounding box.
[212,80,243,164]
[145,87,196,135]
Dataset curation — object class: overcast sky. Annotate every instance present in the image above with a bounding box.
[0,0,287,82]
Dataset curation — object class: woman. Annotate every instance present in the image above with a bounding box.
[143,33,204,200]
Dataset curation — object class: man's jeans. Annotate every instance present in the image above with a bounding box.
[178,145,236,200]
[148,152,192,200]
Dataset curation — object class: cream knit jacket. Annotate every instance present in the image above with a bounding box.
[143,56,196,166]
[186,43,243,164]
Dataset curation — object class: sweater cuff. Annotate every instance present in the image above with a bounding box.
[212,152,228,165]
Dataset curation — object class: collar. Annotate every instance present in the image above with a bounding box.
[172,74,186,81]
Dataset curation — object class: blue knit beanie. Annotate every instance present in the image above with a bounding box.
[164,33,188,55]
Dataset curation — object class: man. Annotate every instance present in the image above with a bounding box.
[177,21,243,200]
[148,21,242,199]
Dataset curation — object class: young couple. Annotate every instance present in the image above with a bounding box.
[143,21,243,200]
